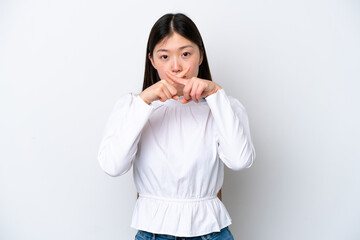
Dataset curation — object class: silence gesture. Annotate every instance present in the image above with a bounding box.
[165,71,222,104]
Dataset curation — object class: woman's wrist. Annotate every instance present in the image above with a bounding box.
[206,83,222,97]
[139,92,152,105]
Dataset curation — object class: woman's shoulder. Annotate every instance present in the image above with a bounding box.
[227,95,246,110]
[208,89,247,112]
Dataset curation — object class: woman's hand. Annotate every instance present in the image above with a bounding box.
[139,79,179,104]
[139,68,190,104]
[165,71,222,104]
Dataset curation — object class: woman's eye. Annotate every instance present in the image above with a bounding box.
[160,55,168,60]
[182,52,190,57]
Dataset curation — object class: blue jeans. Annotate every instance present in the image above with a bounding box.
[134,226,234,240]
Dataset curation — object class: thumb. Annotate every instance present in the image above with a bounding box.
[180,97,192,104]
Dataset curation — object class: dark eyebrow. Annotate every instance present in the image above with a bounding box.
[179,45,194,50]
[156,49,168,53]
[156,45,194,53]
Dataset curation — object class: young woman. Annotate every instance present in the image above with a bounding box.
[98,13,256,240]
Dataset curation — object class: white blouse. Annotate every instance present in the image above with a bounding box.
[98,89,256,237]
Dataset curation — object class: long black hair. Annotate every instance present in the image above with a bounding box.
[143,13,212,91]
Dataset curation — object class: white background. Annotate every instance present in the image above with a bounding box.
[1,0,359,239]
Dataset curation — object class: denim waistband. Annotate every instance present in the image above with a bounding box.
[137,226,229,240]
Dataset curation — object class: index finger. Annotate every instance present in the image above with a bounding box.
[165,71,187,85]
[176,66,190,79]
[166,67,191,85]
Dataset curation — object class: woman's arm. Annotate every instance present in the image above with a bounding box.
[165,72,255,170]
[98,94,153,177]
[206,89,256,170]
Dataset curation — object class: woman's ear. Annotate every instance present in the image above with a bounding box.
[199,50,204,66]
[149,53,157,69]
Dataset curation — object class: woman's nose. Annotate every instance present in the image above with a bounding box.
[171,58,182,74]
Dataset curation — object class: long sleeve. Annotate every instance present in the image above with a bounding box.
[205,89,256,170]
[98,93,154,177]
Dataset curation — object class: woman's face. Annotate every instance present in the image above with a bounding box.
[149,32,203,86]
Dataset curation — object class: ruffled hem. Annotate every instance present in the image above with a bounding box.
[130,194,232,237]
